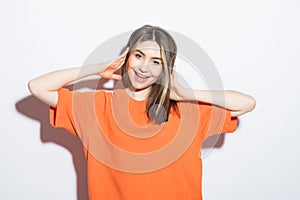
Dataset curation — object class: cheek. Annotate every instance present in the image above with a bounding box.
[127,56,139,70]
[150,67,163,77]
[127,62,134,71]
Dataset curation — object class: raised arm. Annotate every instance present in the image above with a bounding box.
[28,48,128,107]
[28,65,100,107]
[170,67,256,117]
[191,90,255,117]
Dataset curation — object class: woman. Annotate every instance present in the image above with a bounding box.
[28,25,255,200]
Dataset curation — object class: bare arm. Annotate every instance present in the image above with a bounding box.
[170,67,256,117]
[172,88,255,117]
[28,48,128,107]
[28,64,104,107]
[192,90,256,117]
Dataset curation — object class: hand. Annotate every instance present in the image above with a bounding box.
[98,47,129,80]
[169,65,193,101]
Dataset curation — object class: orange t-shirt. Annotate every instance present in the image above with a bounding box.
[50,88,238,200]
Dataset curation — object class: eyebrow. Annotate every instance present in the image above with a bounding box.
[134,49,162,61]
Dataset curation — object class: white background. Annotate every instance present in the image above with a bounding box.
[1,0,300,199]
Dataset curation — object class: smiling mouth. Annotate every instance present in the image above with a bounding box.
[134,70,150,79]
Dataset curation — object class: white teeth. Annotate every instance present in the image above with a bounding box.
[135,71,148,79]
[137,74,146,78]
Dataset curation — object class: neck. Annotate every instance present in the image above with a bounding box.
[126,86,151,101]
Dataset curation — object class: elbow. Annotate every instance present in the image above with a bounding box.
[227,91,256,117]
[228,90,256,112]
[28,79,40,96]
[246,96,256,113]
[27,80,34,94]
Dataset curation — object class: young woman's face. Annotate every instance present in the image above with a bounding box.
[126,40,163,91]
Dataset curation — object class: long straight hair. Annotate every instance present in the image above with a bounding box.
[121,25,179,124]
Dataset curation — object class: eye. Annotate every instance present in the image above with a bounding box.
[135,53,142,58]
[153,60,161,65]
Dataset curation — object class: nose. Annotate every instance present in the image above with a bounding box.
[137,60,150,73]
[138,65,148,73]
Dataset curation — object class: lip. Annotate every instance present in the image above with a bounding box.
[133,70,150,83]
[134,70,150,79]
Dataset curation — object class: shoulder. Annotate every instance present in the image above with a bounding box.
[176,101,215,119]
[64,88,113,98]
[58,88,114,102]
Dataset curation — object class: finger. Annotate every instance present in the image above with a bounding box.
[171,65,176,77]
[115,59,125,68]
[110,74,122,80]
[171,65,178,85]
[124,47,129,53]
[112,49,128,64]
[121,47,129,56]
[110,56,125,68]
[172,65,177,74]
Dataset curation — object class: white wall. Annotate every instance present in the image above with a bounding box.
[1,0,300,199]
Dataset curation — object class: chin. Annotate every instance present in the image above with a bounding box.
[129,81,153,91]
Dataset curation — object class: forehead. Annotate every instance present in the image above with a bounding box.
[134,40,160,51]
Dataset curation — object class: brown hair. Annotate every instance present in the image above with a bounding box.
[121,25,178,124]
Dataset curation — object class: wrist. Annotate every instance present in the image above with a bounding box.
[82,62,107,76]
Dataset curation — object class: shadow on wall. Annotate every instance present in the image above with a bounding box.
[202,134,225,148]
[16,94,89,200]
[16,78,228,200]
[15,78,111,200]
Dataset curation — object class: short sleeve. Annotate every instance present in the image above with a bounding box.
[221,108,238,133]
[49,88,109,138]
[49,88,77,135]
[198,103,238,140]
